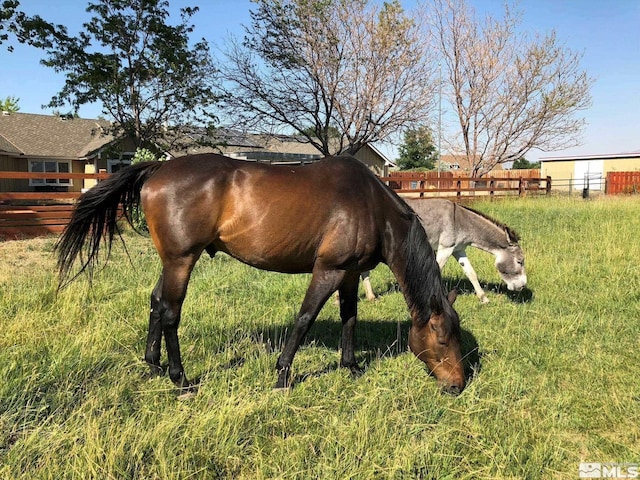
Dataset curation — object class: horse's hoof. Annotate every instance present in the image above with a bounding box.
[147,364,165,379]
[177,390,197,401]
[275,367,291,389]
[480,296,490,304]
[175,380,198,399]
[342,363,364,377]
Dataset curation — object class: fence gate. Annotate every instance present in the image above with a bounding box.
[606,171,640,194]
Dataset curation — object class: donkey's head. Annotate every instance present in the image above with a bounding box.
[495,228,527,291]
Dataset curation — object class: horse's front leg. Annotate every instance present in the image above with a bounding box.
[144,273,164,377]
[275,269,345,389]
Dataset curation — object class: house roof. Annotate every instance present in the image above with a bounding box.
[539,151,640,162]
[0,112,116,159]
[0,113,392,167]
[165,127,391,166]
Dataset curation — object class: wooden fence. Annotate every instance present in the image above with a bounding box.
[0,171,109,239]
[381,170,551,199]
[0,168,550,240]
[605,171,640,195]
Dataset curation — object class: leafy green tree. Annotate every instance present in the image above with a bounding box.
[0,95,20,112]
[396,126,438,170]
[129,148,161,231]
[511,157,540,169]
[1,0,60,51]
[0,1,19,48]
[27,0,218,148]
[301,125,340,139]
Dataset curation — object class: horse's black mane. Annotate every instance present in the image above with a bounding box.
[457,203,520,243]
[404,214,445,326]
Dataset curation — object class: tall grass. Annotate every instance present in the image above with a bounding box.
[1,196,638,479]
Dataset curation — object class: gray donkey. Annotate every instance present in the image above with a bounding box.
[360,199,527,303]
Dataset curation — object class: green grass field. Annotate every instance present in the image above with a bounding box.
[1,196,638,479]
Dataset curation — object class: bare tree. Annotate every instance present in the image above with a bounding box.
[218,0,437,155]
[432,0,593,176]
[19,0,218,150]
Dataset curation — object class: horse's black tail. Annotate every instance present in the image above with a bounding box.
[55,161,164,288]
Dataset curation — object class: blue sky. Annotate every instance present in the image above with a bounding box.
[1,0,638,162]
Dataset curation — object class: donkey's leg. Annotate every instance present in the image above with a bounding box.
[275,269,345,389]
[453,250,489,303]
[435,246,454,270]
[145,273,164,377]
[360,271,376,301]
[158,256,200,390]
[339,274,362,373]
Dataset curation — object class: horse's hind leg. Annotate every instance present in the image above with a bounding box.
[275,269,345,389]
[145,273,164,377]
[156,256,200,390]
[338,274,362,374]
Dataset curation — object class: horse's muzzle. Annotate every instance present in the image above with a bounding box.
[444,383,463,396]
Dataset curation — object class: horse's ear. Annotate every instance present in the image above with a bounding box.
[429,294,443,315]
[447,289,458,305]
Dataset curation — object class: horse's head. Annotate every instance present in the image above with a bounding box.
[409,290,465,395]
[495,229,527,291]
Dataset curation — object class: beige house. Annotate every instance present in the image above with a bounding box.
[1,113,392,194]
[438,154,503,175]
[540,151,640,191]
[0,112,133,193]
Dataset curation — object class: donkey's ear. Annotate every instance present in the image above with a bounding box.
[447,289,458,305]
[505,227,519,246]
[504,227,518,246]
[429,294,443,315]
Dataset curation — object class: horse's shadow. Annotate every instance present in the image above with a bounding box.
[243,317,481,388]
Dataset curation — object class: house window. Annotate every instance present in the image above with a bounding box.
[29,160,72,187]
[108,153,134,173]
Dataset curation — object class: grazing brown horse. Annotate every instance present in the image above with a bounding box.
[56,154,466,394]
